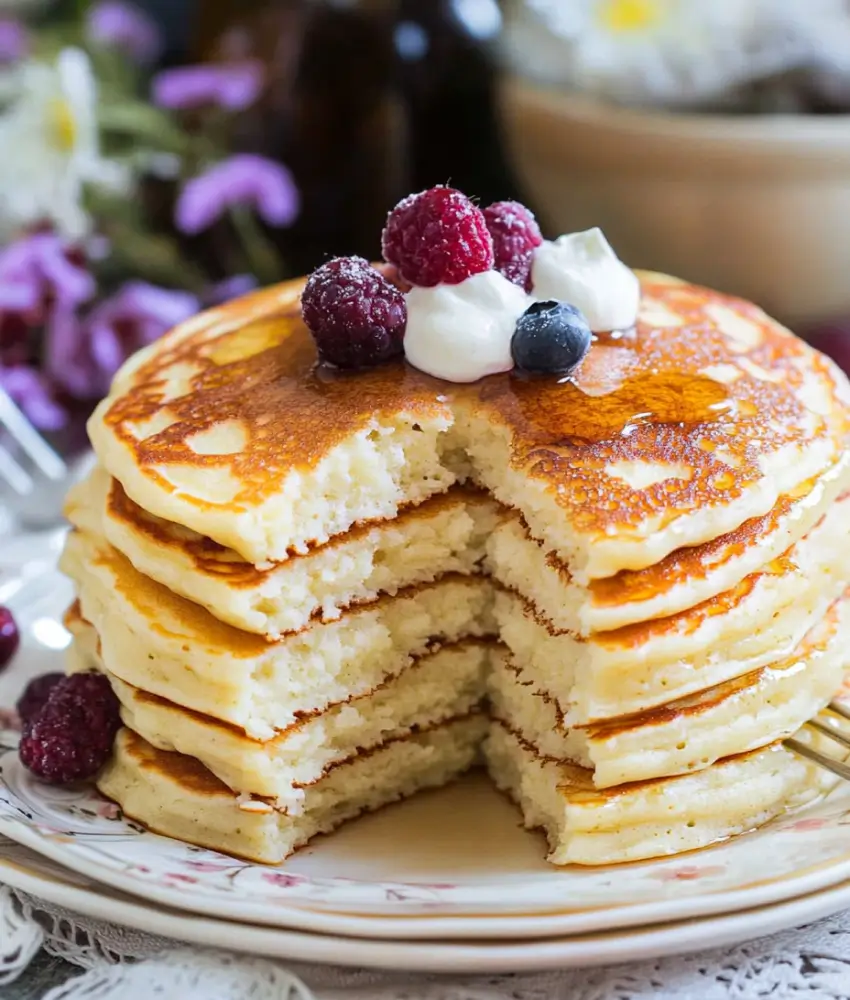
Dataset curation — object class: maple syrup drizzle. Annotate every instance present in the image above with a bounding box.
[505,371,733,443]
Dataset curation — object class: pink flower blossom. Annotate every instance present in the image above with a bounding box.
[653,864,726,883]
[0,20,27,64]
[176,155,298,235]
[46,281,198,400]
[262,872,307,889]
[86,1,161,64]
[786,818,829,832]
[0,365,65,430]
[152,61,264,111]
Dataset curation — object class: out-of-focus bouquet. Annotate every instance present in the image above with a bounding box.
[0,0,298,444]
[500,0,850,112]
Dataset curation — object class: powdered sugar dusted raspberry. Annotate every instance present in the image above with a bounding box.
[483,201,543,290]
[19,673,121,784]
[16,672,65,726]
[301,256,407,369]
[381,186,494,287]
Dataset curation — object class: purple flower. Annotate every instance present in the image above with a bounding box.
[152,61,264,111]
[0,365,65,431]
[86,1,161,65]
[176,155,298,235]
[0,235,94,309]
[48,282,199,400]
[204,274,257,306]
[0,20,27,64]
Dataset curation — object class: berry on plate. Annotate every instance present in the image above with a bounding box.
[381,186,494,287]
[483,201,542,290]
[19,672,121,784]
[16,672,65,726]
[0,607,19,670]
[511,300,592,376]
[301,256,407,369]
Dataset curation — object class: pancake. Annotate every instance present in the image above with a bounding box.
[66,466,498,637]
[87,271,850,579]
[493,496,850,722]
[67,610,492,807]
[62,262,850,867]
[61,528,494,739]
[489,588,850,787]
[487,470,850,635]
[484,723,840,866]
[98,718,486,865]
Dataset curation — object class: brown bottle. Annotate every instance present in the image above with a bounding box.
[196,0,409,274]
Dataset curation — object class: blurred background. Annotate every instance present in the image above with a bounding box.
[2,0,850,464]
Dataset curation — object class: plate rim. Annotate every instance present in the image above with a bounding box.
[3,812,850,941]
[2,847,850,974]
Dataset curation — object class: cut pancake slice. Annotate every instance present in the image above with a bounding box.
[98,718,487,864]
[490,588,850,787]
[66,466,499,637]
[67,611,491,808]
[493,499,850,724]
[487,471,850,635]
[87,284,460,567]
[484,723,841,866]
[61,528,494,739]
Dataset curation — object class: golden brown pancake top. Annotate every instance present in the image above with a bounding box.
[99,273,850,537]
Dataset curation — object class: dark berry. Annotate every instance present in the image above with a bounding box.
[0,608,19,669]
[16,672,65,726]
[483,201,543,291]
[381,186,494,287]
[511,300,592,376]
[19,673,121,784]
[802,323,850,376]
[301,256,407,369]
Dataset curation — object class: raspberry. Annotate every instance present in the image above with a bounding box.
[381,186,494,287]
[483,201,543,291]
[0,607,19,670]
[301,256,407,369]
[16,672,65,725]
[19,673,121,784]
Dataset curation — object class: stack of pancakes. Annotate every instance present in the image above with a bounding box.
[62,272,850,865]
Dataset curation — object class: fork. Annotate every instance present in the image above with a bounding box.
[0,386,70,528]
[787,702,850,780]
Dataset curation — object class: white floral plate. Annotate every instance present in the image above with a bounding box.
[3,834,850,974]
[3,529,850,941]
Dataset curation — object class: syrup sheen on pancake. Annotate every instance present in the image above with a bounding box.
[87,271,850,577]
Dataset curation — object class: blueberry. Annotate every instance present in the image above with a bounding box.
[511,300,592,376]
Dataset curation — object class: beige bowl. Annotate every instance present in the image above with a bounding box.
[498,75,850,325]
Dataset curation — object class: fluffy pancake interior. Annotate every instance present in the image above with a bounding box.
[98,718,486,865]
[61,527,494,739]
[66,466,500,638]
[70,616,492,808]
[490,587,850,788]
[484,723,840,866]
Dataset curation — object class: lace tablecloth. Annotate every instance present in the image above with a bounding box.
[2,885,850,999]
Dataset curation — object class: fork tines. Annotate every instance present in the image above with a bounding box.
[787,701,850,782]
[0,387,66,497]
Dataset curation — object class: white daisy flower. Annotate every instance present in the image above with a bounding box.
[502,0,849,107]
[0,47,129,238]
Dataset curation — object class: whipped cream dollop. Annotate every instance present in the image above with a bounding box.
[404,270,530,383]
[531,228,640,333]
